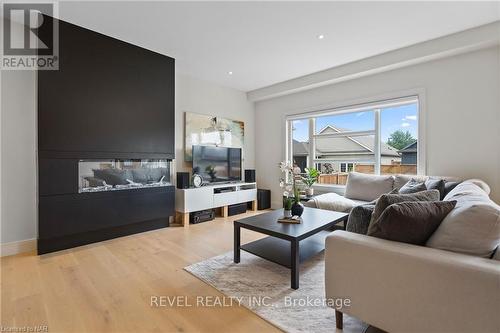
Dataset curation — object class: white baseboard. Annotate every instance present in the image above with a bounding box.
[1,238,36,257]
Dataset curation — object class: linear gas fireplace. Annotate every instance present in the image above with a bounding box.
[79,159,174,193]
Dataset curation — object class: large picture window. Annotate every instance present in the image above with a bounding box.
[287,96,420,185]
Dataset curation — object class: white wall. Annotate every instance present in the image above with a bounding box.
[1,70,37,244]
[175,73,255,173]
[2,38,497,249]
[0,71,254,248]
[255,46,500,207]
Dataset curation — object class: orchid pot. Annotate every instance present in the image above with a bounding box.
[291,202,304,217]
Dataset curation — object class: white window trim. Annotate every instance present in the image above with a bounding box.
[286,92,427,181]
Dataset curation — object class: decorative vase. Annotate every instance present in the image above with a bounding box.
[291,202,304,217]
[306,187,314,196]
[284,209,292,218]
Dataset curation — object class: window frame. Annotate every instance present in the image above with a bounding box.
[286,95,425,179]
[338,162,354,173]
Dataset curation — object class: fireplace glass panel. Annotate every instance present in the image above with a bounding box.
[79,159,173,193]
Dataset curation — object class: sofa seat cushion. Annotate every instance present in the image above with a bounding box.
[350,199,373,206]
[427,181,500,258]
[368,201,456,245]
[344,172,394,202]
[304,192,357,212]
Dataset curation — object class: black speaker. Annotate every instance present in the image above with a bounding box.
[257,189,271,210]
[245,169,256,183]
[177,172,190,189]
[228,203,248,216]
[190,210,215,224]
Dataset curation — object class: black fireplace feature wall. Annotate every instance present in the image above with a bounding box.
[37,17,175,254]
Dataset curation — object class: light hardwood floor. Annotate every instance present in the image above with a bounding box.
[1,211,281,333]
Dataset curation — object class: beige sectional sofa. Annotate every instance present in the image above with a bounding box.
[323,173,500,332]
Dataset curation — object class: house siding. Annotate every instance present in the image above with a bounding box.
[401,152,417,165]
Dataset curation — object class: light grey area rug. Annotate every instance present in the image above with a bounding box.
[185,251,367,333]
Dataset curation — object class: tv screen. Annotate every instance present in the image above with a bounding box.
[192,146,242,184]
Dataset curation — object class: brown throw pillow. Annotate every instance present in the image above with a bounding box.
[367,201,457,245]
[368,190,440,234]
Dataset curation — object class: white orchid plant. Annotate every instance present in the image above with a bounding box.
[279,161,299,209]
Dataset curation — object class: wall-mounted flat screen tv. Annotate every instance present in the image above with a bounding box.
[192,146,242,184]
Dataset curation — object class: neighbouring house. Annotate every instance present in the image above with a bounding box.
[293,125,400,173]
[292,140,309,172]
[398,141,418,165]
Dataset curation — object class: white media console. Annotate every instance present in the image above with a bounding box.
[175,182,257,226]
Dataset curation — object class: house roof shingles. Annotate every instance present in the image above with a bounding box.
[398,141,417,153]
[293,125,400,158]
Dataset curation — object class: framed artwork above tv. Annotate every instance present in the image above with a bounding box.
[184,112,244,161]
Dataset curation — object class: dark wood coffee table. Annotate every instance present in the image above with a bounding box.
[234,207,348,289]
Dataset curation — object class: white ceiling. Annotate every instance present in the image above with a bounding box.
[58,1,500,92]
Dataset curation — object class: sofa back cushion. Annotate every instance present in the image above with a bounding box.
[394,174,462,192]
[427,182,500,258]
[458,179,490,195]
[345,172,394,201]
[393,174,427,191]
[443,181,490,204]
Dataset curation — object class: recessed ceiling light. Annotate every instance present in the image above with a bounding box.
[317,34,325,40]
[228,71,233,75]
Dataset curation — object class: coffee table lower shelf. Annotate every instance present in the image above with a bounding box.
[240,230,330,269]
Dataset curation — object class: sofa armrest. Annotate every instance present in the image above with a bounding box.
[325,231,500,333]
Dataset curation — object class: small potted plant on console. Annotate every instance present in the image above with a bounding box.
[301,167,319,196]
